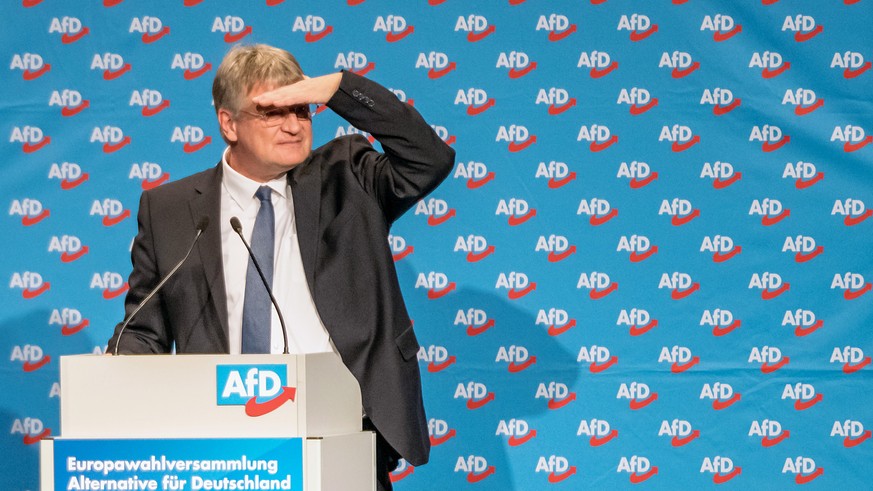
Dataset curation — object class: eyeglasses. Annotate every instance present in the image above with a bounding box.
[239,104,314,126]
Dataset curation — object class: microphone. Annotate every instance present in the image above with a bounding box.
[230,216,290,354]
[113,216,210,356]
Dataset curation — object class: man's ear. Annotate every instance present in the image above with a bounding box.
[217,108,238,144]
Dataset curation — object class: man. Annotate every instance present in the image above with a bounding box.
[107,44,455,490]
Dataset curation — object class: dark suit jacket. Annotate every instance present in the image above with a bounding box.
[107,71,455,466]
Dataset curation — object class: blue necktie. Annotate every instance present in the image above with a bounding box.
[242,186,275,354]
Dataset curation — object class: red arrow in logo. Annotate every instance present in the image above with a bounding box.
[762,63,791,78]
[671,356,700,373]
[590,429,618,446]
[428,356,456,372]
[61,100,90,117]
[548,99,576,115]
[712,393,741,410]
[508,210,536,226]
[61,173,89,190]
[466,246,495,262]
[795,319,823,337]
[671,135,700,152]
[713,98,742,115]
[548,246,576,262]
[23,356,51,372]
[762,430,790,447]
[183,136,212,153]
[548,467,576,483]
[245,386,296,417]
[507,283,536,300]
[428,62,456,79]
[671,430,700,446]
[713,246,742,263]
[671,209,700,226]
[795,246,823,262]
[103,136,131,153]
[392,246,413,262]
[713,467,742,484]
[225,26,253,43]
[590,135,618,152]
[713,25,743,42]
[508,62,537,79]
[548,172,576,188]
[844,209,873,226]
[630,319,658,336]
[672,62,700,78]
[548,25,577,42]
[629,99,658,115]
[467,172,495,188]
[547,392,575,410]
[671,283,700,300]
[508,135,537,152]
[389,464,413,483]
[844,357,871,373]
[508,430,536,446]
[629,393,658,410]
[142,100,171,117]
[844,62,871,79]
[427,209,455,226]
[386,26,414,42]
[590,62,618,78]
[23,0,45,7]
[351,62,376,77]
[761,357,790,373]
[466,393,494,410]
[795,172,824,189]
[142,174,171,190]
[794,394,824,411]
[548,319,576,336]
[103,210,131,227]
[629,467,658,483]
[467,26,495,42]
[713,172,742,189]
[795,99,824,116]
[430,429,456,446]
[142,27,170,44]
[712,319,742,337]
[61,246,89,263]
[62,319,90,336]
[794,467,824,484]
[22,428,51,445]
[183,63,212,80]
[590,356,618,373]
[103,283,129,300]
[22,209,50,226]
[844,283,872,300]
[508,356,536,373]
[23,137,51,153]
[630,173,658,188]
[427,282,456,299]
[629,25,658,42]
[305,26,333,43]
[761,283,790,300]
[62,28,90,44]
[589,209,618,225]
[467,319,494,336]
[467,467,495,483]
[844,430,871,447]
[467,99,495,116]
[104,64,132,80]
[23,64,52,80]
[589,283,618,300]
[629,246,657,262]
[794,25,823,42]
[844,135,873,152]
[22,283,51,299]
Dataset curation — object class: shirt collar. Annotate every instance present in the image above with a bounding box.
[221,146,289,207]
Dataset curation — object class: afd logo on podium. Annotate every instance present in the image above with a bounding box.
[216,365,296,417]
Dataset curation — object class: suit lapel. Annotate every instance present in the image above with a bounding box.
[189,165,230,351]
[288,158,321,289]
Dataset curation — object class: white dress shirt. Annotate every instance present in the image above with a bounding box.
[220,147,336,355]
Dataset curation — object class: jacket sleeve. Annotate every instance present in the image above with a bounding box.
[106,191,173,354]
[325,71,455,224]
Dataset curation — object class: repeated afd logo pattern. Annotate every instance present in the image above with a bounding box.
[2,1,871,490]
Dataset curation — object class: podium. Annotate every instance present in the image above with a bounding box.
[40,353,375,490]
